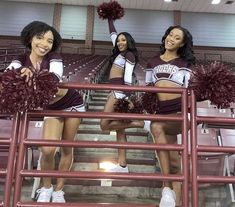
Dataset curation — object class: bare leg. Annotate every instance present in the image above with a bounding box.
[151,122,171,187]
[116,129,127,166]
[100,94,143,131]
[55,117,80,191]
[151,121,182,205]
[170,148,181,206]
[41,118,64,188]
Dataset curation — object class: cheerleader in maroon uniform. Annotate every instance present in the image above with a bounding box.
[144,25,195,207]
[7,21,84,203]
[98,2,144,172]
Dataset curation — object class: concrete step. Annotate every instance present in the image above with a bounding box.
[87,104,104,110]
[76,130,149,142]
[91,95,108,101]
[1,181,231,207]
[88,101,106,106]
[73,149,156,164]
[17,180,161,203]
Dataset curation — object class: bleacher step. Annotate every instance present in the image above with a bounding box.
[3,182,229,207]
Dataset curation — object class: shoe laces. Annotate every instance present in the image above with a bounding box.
[53,190,65,200]
[36,187,52,200]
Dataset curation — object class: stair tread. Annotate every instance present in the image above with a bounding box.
[77,129,148,136]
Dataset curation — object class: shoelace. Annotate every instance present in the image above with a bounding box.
[35,188,51,200]
[53,191,65,201]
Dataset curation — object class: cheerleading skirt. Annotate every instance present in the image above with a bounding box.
[109,77,128,99]
[156,97,182,114]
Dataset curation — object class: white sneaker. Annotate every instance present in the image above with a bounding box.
[159,187,176,207]
[52,190,66,203]
[36,186,53,202]
[144,120,151,132]
[109,164,129,173]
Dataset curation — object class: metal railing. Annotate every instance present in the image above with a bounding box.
[9,83,189,207]
[190,90,235,207]
[0,113,20,207]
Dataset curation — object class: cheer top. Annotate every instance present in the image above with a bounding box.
[108,19,136,99]
[7,52,84,110]
[145,55,191,87]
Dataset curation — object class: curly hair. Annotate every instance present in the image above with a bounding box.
[110,32,139,64]
[20,21,62,52]
[160,25,195,65]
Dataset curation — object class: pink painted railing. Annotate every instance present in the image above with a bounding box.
[0,113,20,207]
[6,83,190,207]
[190,91,235,207]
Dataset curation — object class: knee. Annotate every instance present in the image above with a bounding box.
[100,120,109,131]
[170,163,181,174]
[170,155,181,174]
[61,147,73,157]
[41,147,57,160]
[151,123,165,142]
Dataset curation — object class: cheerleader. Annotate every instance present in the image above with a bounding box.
[98,1,144,172]
[144,25,195,207]
[7,21,85,203]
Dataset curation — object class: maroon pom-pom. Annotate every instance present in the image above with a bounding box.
[0,68,58,114]
[188,61,235,108]
[28,69,59,109]
[0,68,32,113]
[97,1,124,20]
[140,92,159,114]
[114,95,143,114]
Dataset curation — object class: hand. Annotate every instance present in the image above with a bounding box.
[20,67,33,83]
[127,99,134,110]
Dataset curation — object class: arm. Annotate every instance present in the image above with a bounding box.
[7,55,33,83]
[7,61,22,70]
[48,54,67,98]
[145,61,153,85]
[112,53,136,99]
[124,60,135,86]
[183,69,191,88]
[108,18,117,46]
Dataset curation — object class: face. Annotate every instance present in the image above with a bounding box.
[165,28,184,51]
[31,30,54,58]
[117,34,128,52]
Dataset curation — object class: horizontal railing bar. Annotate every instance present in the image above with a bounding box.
[27,111,183,121]
[24,139,184,151]
[196,116,235,124]
[0,138,11,144]
[17,202,157,207]
[198,175,235,183]
[20,170,184,182]
[198,145,235,153]
[58,82,186,94]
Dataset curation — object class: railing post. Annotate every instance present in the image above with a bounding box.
[190,90,199,207]
[4,113,20,207]
[181,90,189,207]
[12,112,29,207]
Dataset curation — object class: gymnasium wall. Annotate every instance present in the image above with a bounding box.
[0,1,234,62]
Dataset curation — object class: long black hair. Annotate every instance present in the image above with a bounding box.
[20,21,62,52]
[160,25,196,65]
[98,32,139,83]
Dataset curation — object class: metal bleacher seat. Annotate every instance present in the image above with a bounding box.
[196,100,235,202]
[219,128,235,202]
[0,118,43,175]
